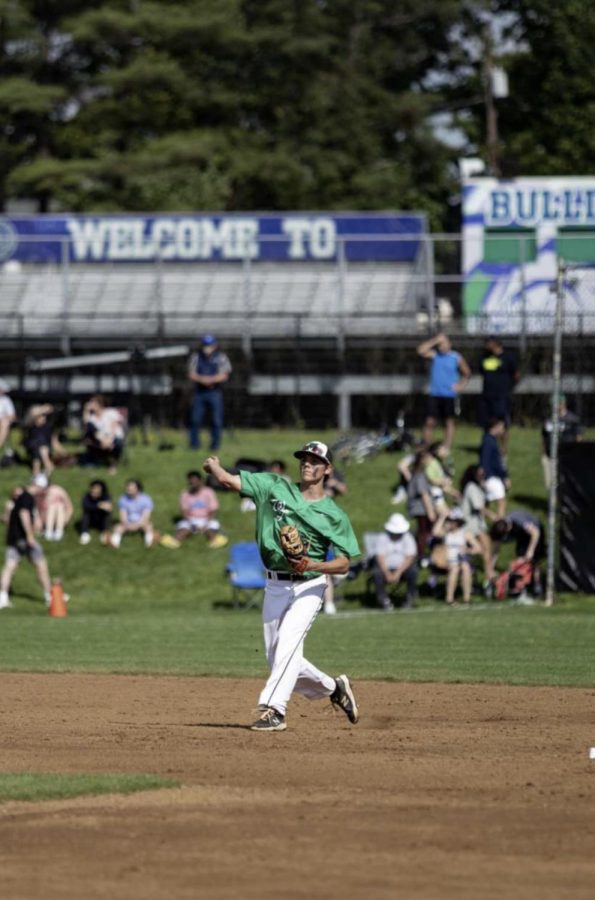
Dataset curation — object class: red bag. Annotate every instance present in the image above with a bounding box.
[495,558,534,600]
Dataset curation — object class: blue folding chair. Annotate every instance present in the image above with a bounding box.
[226,542,267,609]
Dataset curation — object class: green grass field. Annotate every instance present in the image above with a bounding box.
[0,773,178,804]
[0,425,593,688]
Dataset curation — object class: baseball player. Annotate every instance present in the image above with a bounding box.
[204,440,361,732]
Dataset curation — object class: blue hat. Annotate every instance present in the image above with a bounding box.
[201,334,217,346]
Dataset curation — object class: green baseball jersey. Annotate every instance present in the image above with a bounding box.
[240,471,360,576]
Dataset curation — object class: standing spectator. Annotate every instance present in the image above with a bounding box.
[372,513,418,610]
[111,479,154,548]
[479,336,520,454]
[188,335,232,451]
[406,448,437,558]
[35,478,74,542]
[460,464,496,590]
[23,404,66,476]
[82,395,126,472]
[541,395,583,489]
[0,480,53,609]
[417,333,471,450]
[0,379,16,456]
[162,470,227,549]
[479,418,510,518]
[432,507,481,606]
[79,479,113,545]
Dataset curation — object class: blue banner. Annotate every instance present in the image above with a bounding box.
[0,212,425,264]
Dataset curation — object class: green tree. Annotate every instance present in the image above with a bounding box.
[495,0,595,175]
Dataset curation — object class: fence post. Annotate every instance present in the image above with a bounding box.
[337,387,351,430]
[425,234,436,332]
[519,237,527,353]
[242,250,253,360]
[155,248,164,339]
[60,238,71,355]
[545,260,565,607]
[336,238,346,357]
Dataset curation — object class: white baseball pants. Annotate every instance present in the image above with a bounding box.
[258,574,335,716]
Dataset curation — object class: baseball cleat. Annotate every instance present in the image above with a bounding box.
[331,675,359,724]
[249,707,287,732]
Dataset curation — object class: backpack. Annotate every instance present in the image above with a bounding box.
[495,558,534,600]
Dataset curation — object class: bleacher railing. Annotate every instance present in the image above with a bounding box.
[1,233,594,343]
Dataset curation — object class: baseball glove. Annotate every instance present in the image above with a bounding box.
[279,524,309,572]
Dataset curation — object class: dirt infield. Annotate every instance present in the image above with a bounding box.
[1,674,594,900]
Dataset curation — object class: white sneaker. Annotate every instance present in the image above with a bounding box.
[391,487,407,505]
[110,532,122,548]
[79,532,91,545]
[0,591,12,610]
[324,600,337,615]
[44,592,51,607]
[144,530,154,548]
[44,530,53,541]
[53,530,63,541]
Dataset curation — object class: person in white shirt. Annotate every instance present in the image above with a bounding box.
[0,380,16,455]
[372,513,418,610]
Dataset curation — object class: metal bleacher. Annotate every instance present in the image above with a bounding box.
[0,259,422,342]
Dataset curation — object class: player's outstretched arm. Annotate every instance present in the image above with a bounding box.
[203,456,242,493]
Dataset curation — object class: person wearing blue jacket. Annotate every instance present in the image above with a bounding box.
[479,418,510,517]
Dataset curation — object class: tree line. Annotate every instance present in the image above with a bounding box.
[0,0,592,225]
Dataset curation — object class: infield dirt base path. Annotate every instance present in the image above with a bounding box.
[0,674,594,900]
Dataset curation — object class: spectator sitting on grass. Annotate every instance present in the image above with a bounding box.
[372,513,418,611]
[432,507,481,607]
[425,441,459,512]
[35,476,74,542]
[406,448,437,558]
[111,479,154,549]
[79,479,113,546]
[160,471,228,549]
[23,403,66,477]
[82,395,125,473]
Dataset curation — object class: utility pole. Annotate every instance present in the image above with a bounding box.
[483,25,501,177]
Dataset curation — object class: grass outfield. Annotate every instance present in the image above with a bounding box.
[0,604,594,686]
[0,773,178,803]
[0,424,593,687]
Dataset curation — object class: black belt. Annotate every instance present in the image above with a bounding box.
[266,570,308,583]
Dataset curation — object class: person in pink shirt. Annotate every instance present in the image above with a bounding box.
[168,470,228,549]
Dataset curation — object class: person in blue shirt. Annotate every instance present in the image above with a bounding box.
[110,479,154,548]
[187,335,232,451]
[417,333,470,450]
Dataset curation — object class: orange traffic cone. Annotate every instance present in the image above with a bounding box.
[49,579,68,618]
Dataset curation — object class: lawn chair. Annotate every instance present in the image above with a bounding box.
[226,541,266,609]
